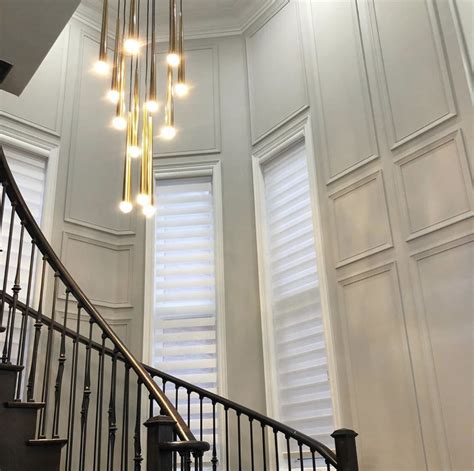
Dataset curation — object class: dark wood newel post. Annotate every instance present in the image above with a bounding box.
[331,428,359,471]
[144,416,176,471]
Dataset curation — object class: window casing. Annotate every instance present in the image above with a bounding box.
[256,138,335,452]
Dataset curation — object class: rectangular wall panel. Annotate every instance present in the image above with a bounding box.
[416,239,473,470]
[311,0,378,180]
[65,33,133,235]
[155,46,220,156]
[340,265,426,470]
[371,0,455,147]
[246,2,308,142]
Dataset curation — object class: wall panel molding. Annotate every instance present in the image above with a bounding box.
[60,231,134,310]
[329,170,393,267]
[394,129,472,242]
[368,0,456,149]
[63,29,135,236]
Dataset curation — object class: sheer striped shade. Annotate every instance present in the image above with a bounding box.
[152,176,218,465]
[261,143,334,450]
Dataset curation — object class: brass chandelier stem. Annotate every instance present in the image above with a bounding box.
[111,0,121,92]
[165,65,174,128]
[128,0,137,40]
[149,0,157,103]
[177,0,185,84]
[99,0,109,62]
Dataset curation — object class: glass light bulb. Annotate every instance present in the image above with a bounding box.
[145,100,159,113]
[166,53,180,67]
[160,126,177,140]
[112,116,127,130]
[124,38,140,55]
[128,145,142,158]
[143,204,157,218]
[107,89,120,104]
[174,82,189,97]
[94,60,110,75]
[137,193,151,206]
[119,201,133,213]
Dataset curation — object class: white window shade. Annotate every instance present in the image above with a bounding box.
[152,176,218,456]
[0,151,46,364]
[261,143,334,449]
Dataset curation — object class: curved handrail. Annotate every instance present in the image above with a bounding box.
[0,146,195,443]
[2,290,338,467]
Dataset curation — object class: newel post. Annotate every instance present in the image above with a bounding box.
[144,416,176,471]
[331,428,359,471]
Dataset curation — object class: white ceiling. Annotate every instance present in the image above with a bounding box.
[80,0,271,37]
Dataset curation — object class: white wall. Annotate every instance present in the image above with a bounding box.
[245,0,473,469]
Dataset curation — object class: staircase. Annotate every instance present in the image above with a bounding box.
[0,145,358,471]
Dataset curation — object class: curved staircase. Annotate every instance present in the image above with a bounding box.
[0,146,358,471]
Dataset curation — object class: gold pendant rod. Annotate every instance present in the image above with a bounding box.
[99,0,109,62]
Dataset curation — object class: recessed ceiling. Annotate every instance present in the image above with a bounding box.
[80,0,270,37]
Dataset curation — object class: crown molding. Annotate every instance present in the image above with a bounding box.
[75,0,278,39]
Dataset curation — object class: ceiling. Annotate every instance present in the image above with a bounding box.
[80,0,271,37]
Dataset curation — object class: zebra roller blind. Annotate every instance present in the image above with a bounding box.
[260,142,335,449]
[152,176,219,458]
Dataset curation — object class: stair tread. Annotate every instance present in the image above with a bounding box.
[27,438,68,447]
[5,401,45,409]
[0,363,23,372]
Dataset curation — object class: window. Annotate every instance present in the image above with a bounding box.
[0,149,47,364]
[257,140,335,449]
[150,173,223,459]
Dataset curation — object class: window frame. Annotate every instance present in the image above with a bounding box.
[251,115,341,433]
[143,159,228,399]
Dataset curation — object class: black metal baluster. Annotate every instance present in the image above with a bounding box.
[186,389,191,427]
[38,273,59,438]
[325,459,330,471]
[298,442,304,471]
[311,450,316,471]
[121,364,130,471]
[26,255,47,401]
[273,429,280,471]
[224,406,229,471]
[93,334,106,471]
[3,222,24,363]
[199,395,203,441]
[286,436,292,471]
[249,418,255,471]
[0,183,6,249]
[261,423,267,471]
[52,288,69,438]
[193,451,203,471]
[237,411,242,471]
[107,350,118,471]
[79,318,94,470]
[174,385,179,471]
[133,380,143,470]
[160,379,167,415]
[66,305,82,471]
[148,375,154,419]
[0,202,15,331]
[16,239,35,383]
[211,400,218,471]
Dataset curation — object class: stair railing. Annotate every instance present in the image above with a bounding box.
[0,146,208,470]
[0,145,358,470]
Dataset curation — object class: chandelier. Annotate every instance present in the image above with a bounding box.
[94,0,188,217]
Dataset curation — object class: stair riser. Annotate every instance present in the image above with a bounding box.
[0,369,18,403]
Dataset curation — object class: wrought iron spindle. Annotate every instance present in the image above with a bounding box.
[237,411,243,471]
[261,422,267,471]
[211,400,217,470]
[3,222,24,363]
[224,406,229,471]
[249,418,255,471]
[107,350,118,471]
[15,239,36,399]
[120,364,130,471]
[0,202,15,330]
[286,435,292,471]
[0,183,6,248]
[38,272,59,438]
[26,255,47,401]
[93,334,106,471]
[66,305,82,471]
[52,288,70,438]
[199,395,203,441]
[133,380,143,470]
[273,429,280,471]
[79,318,94,470]
[299,442,304,471]
[193,451,203,471]
[311,450,316,471]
